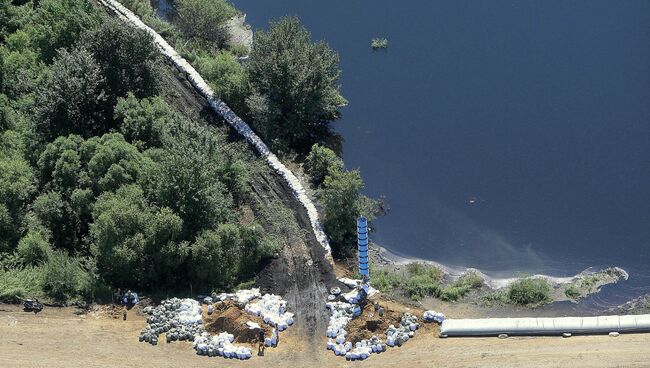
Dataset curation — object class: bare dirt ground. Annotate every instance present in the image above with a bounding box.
[2,304,650,368]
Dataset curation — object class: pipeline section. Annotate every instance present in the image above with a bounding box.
[440,314,650,337]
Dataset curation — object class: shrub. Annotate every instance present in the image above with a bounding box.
[229,44,249,57]
[305,144,343,186]
[564,285,580,299]
[175,0,236,45]
[507,278,550,306]
[440,272,484,301]
[370,268,403,293]
[16,229,51,265]
[439,286,467,302]
[403,274,440,301]
[402,263,441,301]
[195,51,249,112]
[0,266,44,302]
[41,251,91,302]
[371,38,388,49]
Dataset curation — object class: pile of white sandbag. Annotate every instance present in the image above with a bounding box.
[386,313,419,347]
[325,299,388,360]
[213,288,261,304]
[139,298,204,345]
[344,337,387,360]
[423,310,446,324]
[327,339,352,356]
[338,278,379,297]
[264,328,279,347]
[244,294,294,331]
[193,332,253,360]
[326,301,357,342]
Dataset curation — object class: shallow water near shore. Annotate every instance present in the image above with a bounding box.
[229,0,650,310]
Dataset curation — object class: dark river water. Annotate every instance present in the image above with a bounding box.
[182,0,650,308]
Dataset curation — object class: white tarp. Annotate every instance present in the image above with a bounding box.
[440,314,650,337]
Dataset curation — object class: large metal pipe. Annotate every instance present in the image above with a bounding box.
[440,314,650,337]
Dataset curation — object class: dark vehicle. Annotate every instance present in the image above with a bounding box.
[23,299,43,314]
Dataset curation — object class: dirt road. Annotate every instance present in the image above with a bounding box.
[2,305,650,368]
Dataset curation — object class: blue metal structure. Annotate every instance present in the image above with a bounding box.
[358,217,369,279]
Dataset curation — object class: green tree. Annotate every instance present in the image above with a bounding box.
[85,133,153,193]
[29,0,103,62]
[37,134,85,191]
[0,150,35,250]
[190,225,240,290]
[80,19,161,111]
[318,170,364,257]
[36,48,107,140]
[196,223,272,285]
[16,227,51,265]
[114,93,174,149]
[150,144,231,239]
[0,31,47,100]
[247,17,347,151]
[304,144,343,186]
[175,0,236,45]
[91,185,185,288]
[0,0,10,42]
[195,51,249,112]
[36,134,154,251]
[0,94,8,131]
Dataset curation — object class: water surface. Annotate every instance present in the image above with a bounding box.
[230,0,650,308]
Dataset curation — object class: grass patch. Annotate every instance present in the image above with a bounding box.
[229,44,249,57]
[564,284,580,300]
[506,278,550,307]
[370,262,442,301]
[370,268,403,293]
[440,272,485,301]
[0,266,45,302]
[0,251,100,304]
[580,275,601,291]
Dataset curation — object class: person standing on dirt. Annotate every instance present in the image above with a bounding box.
[258,330,265,356]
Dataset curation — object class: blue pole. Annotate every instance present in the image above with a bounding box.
[358,217,369,281]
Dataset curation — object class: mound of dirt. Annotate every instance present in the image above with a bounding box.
[345,299,402,343]
[203,301,272,344]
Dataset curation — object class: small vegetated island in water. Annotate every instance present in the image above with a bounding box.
[371,38,388,49]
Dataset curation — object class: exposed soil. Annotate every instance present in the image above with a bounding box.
[202,301,272,345]
[346,297,402,343]
[4,304,650,367]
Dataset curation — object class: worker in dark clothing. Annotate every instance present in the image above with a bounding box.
[258,330,265,356]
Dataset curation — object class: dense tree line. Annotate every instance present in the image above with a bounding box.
[120,0,375,257]
[0,0,276,302]
[0,0,378,304]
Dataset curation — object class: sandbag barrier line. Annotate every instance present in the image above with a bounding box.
[97,0,332,260]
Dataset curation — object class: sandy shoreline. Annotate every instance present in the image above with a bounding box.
[370,243,628,290]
